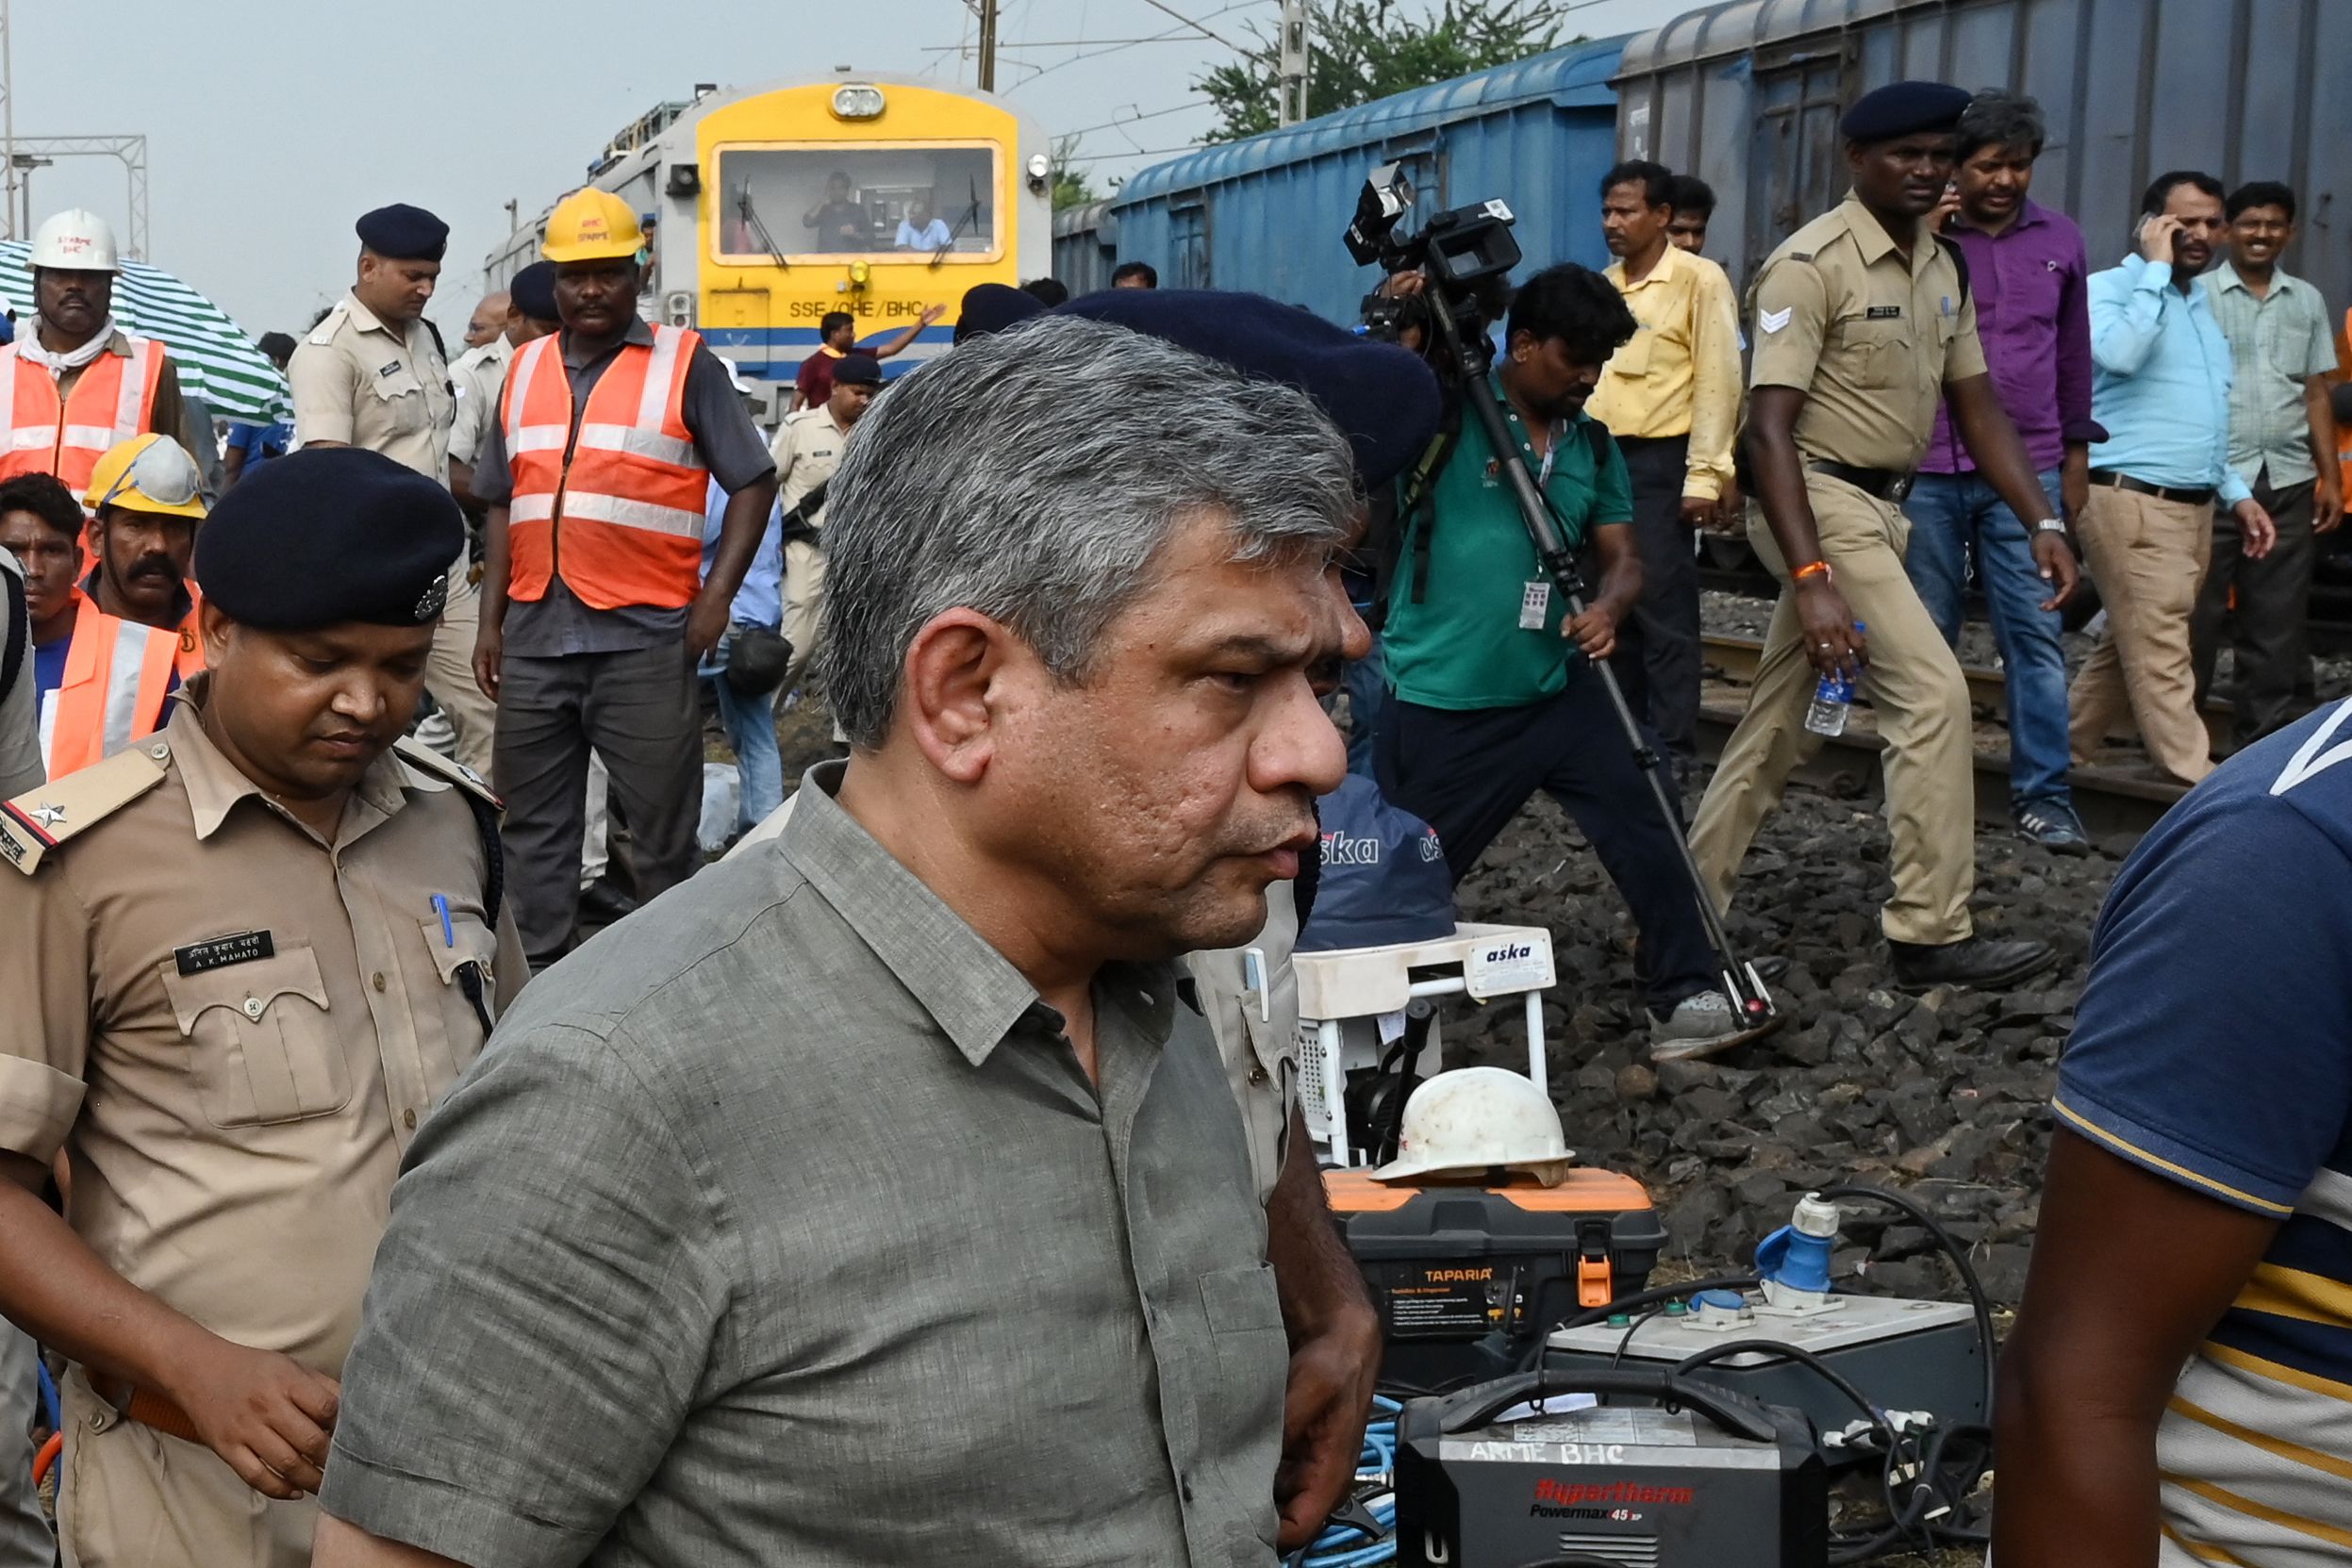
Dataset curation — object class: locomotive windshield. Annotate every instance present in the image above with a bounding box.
[714,143,1000,261]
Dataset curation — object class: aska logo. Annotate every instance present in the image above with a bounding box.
[1484,941,1535,962]
[1320,830,1382,867]
[1418,828,1443,863]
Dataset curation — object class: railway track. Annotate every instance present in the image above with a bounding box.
[1696,632,2188,838]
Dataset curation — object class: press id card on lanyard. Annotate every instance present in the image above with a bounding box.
[1515,418,1564,632]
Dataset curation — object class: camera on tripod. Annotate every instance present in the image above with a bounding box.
[1348,162,1522,351]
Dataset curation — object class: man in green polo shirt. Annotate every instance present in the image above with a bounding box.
[1377,263,1770,1061]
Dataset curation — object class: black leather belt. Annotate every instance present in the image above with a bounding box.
[2088,469,2215,506]
[1807,460,1913,502]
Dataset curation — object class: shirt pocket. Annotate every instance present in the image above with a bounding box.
[366,366,433,436]
[414,913,499,1092]
[1196,1261,1289,1547]
[1834,318,1910,390]
[1604,328,1654,379]
[158,948,350,1128]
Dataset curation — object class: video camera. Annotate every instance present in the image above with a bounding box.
[1348,162,1521,355]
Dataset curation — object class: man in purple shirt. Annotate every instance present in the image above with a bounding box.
[1904,91,2100,852]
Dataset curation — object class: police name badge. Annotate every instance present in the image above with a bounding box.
[1517,581,1551,631]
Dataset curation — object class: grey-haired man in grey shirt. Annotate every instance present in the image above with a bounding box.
[315,315,1377,1568]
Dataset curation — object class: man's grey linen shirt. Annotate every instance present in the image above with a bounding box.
[320,761,1287,1567]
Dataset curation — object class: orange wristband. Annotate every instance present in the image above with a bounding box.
[1792,560,1832,584]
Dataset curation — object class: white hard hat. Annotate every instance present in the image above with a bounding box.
[1371,1067,1574,1186]
[29,208,119,272]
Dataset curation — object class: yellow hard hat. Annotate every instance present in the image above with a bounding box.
[84,433,208,521]
[541,188,644,264]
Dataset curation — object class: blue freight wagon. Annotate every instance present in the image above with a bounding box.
[1614,0,2352,313]
[1081,36,1631,325]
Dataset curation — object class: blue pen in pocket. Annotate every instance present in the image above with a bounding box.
[431,894,454,948]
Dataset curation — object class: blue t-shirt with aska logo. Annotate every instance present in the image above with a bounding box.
[2057,697,2352,1562]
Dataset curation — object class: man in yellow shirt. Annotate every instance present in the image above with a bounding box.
[1587,160,1744,785]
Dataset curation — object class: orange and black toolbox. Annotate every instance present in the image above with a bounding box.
[1324,1167,1666,1392]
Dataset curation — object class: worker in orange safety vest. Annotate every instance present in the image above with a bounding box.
[470,187,778,967]
[0,209,207,491]
[0,469,184,777]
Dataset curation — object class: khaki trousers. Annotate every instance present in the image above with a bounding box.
[1689,474,1978,945]
[782,538,827,686]
[423,582,497,779]
[57,1368,313,1568]
[2068,486,2214,785]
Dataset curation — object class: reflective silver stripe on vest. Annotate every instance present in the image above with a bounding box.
[113,338,154,441]
[0,347,18,436]
[636,326,686,429]
[99,618,151,758]
[503,335,550,455]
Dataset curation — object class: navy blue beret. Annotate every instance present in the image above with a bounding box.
[510,260,559,323]
[954,282,1045,343]
[833,352,884,386]
[1840,80,1972,142]
[195,449,465,630]
[356,203,449,262]
[1052,289,1443,488]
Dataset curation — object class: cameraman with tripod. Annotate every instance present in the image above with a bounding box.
[1376,264,1775,1061]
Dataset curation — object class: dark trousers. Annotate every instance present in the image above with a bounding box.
[2192,474,2318,747]
[494,644,704,966]
[1609,435,1702,779]
[1374,672,1714,1012]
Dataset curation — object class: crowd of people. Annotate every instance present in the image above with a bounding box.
[0,66,2344,1568]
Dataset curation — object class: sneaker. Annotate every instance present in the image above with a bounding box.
[1649,989,1783,1063]
[2015,801,2092,856]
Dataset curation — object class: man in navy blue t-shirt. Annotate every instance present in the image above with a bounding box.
[1998,699,2352,1565]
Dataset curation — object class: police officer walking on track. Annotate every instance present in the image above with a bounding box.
[289,205,495,781]
[1687,82,2079,992]
[0,448,525,1568]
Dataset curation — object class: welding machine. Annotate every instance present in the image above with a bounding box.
[1326,1168,1665,1392]
[1394,1366,1829,1568]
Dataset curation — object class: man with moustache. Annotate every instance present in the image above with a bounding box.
[469,190,776,969]
[2068,172,2273,786]
[1688,81,2077,992]
[0,207,206,489]
[0,448,524,1568]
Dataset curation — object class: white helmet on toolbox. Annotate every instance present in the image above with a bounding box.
[29,208,120,272]
[1371,1067,1574,1187]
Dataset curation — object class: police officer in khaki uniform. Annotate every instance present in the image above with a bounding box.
[1688,82,2079,992]
[770,350,882,687]
[0,448,524,1568]
[289,205,492,782]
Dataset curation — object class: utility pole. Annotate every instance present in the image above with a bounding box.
[1,0,16,240]
[1278,0,1310,126]
[974,0,999,92]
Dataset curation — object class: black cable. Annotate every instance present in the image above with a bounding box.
[1607,1305,1664,1368]
[1667,1339,1883,1430]
[1816,1182,1999,1422]
[1515,1272,1762,1371]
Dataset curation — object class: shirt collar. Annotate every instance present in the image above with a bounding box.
[1607,242,1682,289]
[163,681,436,845]
[1952,197,2052,238]
[1838,192,1936,275]
[340,292,405,339]
[778,760,1052,1067]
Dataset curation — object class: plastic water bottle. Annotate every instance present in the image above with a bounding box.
[1803,621,1865,737]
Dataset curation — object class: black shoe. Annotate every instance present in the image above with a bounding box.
[577,877,640,925]
[1887,935,2057,993]
[1751,955,1792,984]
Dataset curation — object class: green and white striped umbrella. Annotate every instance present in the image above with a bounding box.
[0,241,290,423]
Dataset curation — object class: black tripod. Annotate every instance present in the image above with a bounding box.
[1422,286,1777,1028]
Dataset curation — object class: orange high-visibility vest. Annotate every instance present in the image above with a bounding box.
[500,326,709,610]
[0,336,165,490]
[41,590,176,778]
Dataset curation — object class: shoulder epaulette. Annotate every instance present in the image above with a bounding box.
[1788,252,1814,263]
[0,740,171,875]
[392,736,503,810]
[305,304,349,347]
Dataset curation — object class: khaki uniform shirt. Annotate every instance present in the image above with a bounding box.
[1748,193,1990,470]
[289,293,455,482]
[1588,244,1746,500]
[0,694,524,1377]
[323,760,1285,1567]
[445,334,512,470]
[770,405,849,527]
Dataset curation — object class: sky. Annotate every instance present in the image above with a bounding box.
[1,0,1689,341]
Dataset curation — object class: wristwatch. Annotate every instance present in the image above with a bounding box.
[2029,518,2068,536]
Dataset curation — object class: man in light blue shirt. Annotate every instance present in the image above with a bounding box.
[2068,171,2275,785]
[701,475,787,832]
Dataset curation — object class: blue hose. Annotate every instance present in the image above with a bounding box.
[34,1362,58,1436]
[1300,1395,1403,1568]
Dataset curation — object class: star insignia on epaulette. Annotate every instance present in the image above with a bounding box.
[29,801,64,831]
